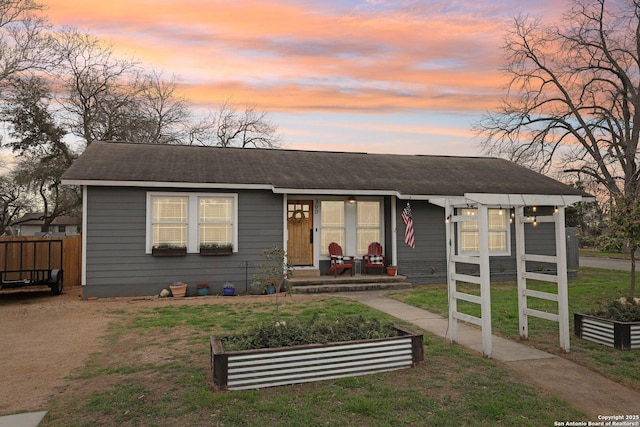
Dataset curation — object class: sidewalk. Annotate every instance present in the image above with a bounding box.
[580,256,632,271]
[342,291,640,420]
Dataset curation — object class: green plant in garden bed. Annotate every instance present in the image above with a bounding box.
[222,314,398,351]
[592,299,640,322]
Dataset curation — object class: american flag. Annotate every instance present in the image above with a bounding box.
[401,202,415,248]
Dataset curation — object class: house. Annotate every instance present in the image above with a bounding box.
[11,213,81,237]
[61,141,590,299]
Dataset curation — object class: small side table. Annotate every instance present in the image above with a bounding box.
[353,258,362,275]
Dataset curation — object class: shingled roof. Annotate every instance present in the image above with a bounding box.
[62,141,586,198]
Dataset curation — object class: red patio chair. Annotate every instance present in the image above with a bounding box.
[363,242,385,274]
[326,242,354,277]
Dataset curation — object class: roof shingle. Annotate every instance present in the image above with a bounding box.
[61,142,587,198]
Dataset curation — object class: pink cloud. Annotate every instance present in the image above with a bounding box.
[41,0,547,115]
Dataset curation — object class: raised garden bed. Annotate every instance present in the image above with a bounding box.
[210,325,423,391]
[574,313,640,350]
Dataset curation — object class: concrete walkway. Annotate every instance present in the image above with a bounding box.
[0,411,47,427]
[342,291,640,420]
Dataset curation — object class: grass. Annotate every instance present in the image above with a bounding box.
[41,297,583,426]
[388,267,640,392]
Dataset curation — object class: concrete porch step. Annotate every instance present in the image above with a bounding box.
[291,281,412,294]
[291,269,321,278]
[287,275,412,294]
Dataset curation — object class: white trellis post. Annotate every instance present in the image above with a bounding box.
[515,206,528,339]
[514,203,571,353]
[445,202,493,358]
[555,206,570,351]
[477,205,492,357]
[445,203,458,344]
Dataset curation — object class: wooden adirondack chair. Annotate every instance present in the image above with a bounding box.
[363,242,385,274]
[326,242,354,277]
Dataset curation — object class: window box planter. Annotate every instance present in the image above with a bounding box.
[199,246,233,256]
[152,246,187,257]
[210,325,424,391]
[574,313,640,350]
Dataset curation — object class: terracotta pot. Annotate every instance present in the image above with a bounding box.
[387,267,397,276]
[170,283,188,297]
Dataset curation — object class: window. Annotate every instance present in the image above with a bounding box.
[320,201,345,254]
[356,201,381,254]
[458,208,509,255]
[199,197,233,246]
[151,196,188,247]
[147,192,237,253]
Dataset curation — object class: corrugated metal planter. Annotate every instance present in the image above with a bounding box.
[574,313,640,350]
[210,325,424,391]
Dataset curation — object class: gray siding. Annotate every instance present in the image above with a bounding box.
[84,187,283,297]
[396,203,572,285]
[395,202,448,284]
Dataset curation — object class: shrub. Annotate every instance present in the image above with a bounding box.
[222,314,398,351]
[593,300,640,322]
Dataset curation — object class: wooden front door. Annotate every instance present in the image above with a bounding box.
[287,200,313,266]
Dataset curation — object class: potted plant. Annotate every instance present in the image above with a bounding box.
[169,281,188,297]
[197,282,210,296]
[248,281,263,295]
[152,243,187,257]
[265,278,277,295]
[223,282,235,296]
[199,243,233,256]
[387,266,397,276]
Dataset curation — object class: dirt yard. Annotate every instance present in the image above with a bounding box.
[0,286,291,416]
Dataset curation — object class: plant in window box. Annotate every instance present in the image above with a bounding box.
[199,243,233,256]
[152,243,187,257]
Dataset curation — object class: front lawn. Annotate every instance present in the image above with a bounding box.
[388,267,640,392]
[42,297,583,426]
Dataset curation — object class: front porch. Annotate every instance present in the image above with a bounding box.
[286,273,411,294]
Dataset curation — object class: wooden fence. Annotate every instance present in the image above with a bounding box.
[0,235,82,287]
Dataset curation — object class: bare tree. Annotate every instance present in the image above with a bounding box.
[186,100,282,148]
[51,29,143,145]
[137,70,189,144]
[476,0,640,298]
[0,0,51,87]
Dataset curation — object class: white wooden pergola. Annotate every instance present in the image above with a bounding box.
[430,193,584,358]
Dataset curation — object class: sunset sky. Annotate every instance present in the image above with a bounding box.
[41,0,570,156]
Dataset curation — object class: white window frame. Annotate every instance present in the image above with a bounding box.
[320,200,346,256]
[146,192,238,254]
[356,200,383,256]
[318,198,384,257]
[457,207,510,256]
